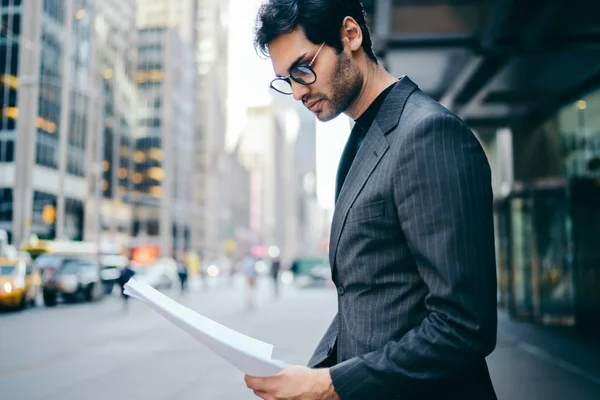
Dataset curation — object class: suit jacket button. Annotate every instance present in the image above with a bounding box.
[337,285,345,296]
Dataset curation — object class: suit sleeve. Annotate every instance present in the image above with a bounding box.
[328,112,498,399]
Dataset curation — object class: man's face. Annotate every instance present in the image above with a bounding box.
[268,29,362,122]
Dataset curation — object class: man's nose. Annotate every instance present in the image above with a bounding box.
[291,81,310,102]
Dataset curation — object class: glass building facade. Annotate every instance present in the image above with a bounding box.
[496,87,600,329]
[135,27,195,257]
[0,0,93,243]
[91,0,137,245]
[0,0,21,233]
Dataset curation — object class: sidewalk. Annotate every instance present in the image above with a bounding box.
[185,278,600,399]
[488,311,600,399]
[176,278,600,399]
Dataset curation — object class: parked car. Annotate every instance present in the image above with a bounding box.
[34,253,64,284]
[42,259,103,306]
[0,257,41,309]
[132,257,178,290]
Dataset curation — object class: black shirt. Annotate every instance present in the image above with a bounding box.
[335,81,398,201]
[353,81,398,151]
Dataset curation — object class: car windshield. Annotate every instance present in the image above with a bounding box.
[0,265,16,276]
[58,260,91,275]
[34,254,62,269]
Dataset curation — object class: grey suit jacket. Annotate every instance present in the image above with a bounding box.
[307,77,498,399]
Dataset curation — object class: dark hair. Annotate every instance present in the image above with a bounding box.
[254,0,378,63]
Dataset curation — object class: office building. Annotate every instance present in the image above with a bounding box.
[1,0,95,245]
[195,0,229,258]
[84,0,138,247]
[133,27,196,257]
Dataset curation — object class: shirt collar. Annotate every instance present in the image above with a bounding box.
[354,81,398,132]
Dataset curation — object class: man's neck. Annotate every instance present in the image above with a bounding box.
[345,63,398,121]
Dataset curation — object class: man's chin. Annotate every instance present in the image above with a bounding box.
[314,109,339,122]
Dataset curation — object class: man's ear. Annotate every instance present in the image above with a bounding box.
[340,16,363,52]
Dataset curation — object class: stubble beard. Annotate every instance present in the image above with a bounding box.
[316,51,363,122]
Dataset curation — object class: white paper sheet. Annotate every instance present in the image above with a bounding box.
[124,278,285,377]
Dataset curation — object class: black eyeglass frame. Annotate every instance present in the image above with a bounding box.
[269,43,326,95]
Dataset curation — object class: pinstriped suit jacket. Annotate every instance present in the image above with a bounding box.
[307,77,498,399]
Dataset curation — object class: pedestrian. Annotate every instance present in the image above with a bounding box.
[117,263,135,312]
[229,258,237,287]
[177,261,188,293]
[270,256,281,298]
[242,254,258,310]
[244,1,498,399]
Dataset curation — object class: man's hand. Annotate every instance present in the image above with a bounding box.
[244,365,340,400]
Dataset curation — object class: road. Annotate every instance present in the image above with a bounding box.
[1,276,600,399]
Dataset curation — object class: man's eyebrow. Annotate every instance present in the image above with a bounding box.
[276,52,308,77]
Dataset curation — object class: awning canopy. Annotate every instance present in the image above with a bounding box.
[364,0,600,131]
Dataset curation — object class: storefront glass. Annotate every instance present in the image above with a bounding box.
[559,89,600,178]
[533,189,575,324]
[510,197,535,318]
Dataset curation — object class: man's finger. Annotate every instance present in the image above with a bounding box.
[253,389,271,399]
[245,375,267,391]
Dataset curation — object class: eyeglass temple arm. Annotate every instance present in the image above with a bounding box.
[309,43,325,67]
[274,43,325,84]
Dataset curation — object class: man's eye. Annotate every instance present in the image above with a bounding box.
[295,66,312,74]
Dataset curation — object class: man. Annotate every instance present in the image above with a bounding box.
[177,260,188,293]
[270,256,281,298]
[242,254,258,309]
[117,263,135,312]
[245,1,498,399]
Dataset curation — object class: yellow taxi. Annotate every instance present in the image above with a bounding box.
[0,257,41,309]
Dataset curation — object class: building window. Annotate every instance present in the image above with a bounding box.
[43,0,65,24]
[32,191,57,239]
[35,132,58,169]
[149,185,162,197]
[0,13,21,37]
[1,1,23,7]
[147,220,159,236]
[0,187,13,222]
[1,106,17,130]
[64,197,84,240]
[0,140,14,162]
[67,148,85,177]
[0,42,20,79]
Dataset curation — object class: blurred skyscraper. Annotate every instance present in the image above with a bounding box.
[86,0,138,247]
[220,143,252,257]
[1,0,95,246]
[132,27,196,258]
[236,101,326,262]
[136,0,197,48]
[270,96,328,261]
[195,0,229,259]
[136,0,230,260]
[238,106,279,256]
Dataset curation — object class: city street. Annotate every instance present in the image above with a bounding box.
[2,277,600,400]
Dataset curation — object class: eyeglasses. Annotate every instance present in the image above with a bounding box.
[270,43,325,95]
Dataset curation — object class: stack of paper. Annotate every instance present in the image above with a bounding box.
[124,278,285,377]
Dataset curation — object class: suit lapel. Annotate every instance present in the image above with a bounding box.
[329,76,418,274]
[329,122,388,270]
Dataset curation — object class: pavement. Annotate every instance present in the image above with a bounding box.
[1,276,599,400]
